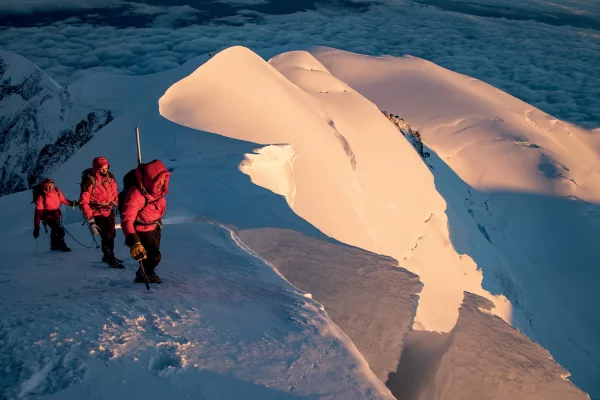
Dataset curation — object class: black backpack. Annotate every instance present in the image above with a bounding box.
[117,169,138,215]
[80,168,95,193]
[81,167,116,196]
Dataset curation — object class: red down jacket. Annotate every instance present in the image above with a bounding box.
[121,160,170,245]
[34,178,72,228]
[80,157,119,219]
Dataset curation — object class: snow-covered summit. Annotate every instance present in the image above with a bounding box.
[0,49,112,196]
[0,45,595,399]
[0,49,60,99]
[160,46,513,335]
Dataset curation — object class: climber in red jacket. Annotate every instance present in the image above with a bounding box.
[80,157,123,268]
[33,178,77,251]
[121,159,170,284]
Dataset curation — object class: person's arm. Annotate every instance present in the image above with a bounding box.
[121,188,144,246]
[34,196,44,229]
[57,189,74,206]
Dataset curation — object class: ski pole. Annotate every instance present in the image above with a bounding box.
[139,260,150,291]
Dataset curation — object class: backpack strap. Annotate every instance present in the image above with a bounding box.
[133,190,163,229]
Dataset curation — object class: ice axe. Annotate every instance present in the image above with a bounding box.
[135,126,150,291]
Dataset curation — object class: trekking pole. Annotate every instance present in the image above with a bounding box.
[136,126,142,164]
[35,238,38,257]
[139,260,150,290]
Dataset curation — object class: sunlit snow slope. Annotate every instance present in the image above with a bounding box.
[306,47,600,399]
[159,46,512,335]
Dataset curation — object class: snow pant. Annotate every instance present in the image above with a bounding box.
[138,228,161,275]
[45,218,66,249]
[95,210,116,260]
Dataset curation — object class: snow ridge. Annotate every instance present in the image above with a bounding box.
[0,50,113,196]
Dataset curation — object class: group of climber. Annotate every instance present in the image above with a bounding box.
[32,156,171,285]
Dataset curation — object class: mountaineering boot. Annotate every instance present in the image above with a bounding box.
[102,254,124,264]
[106,256,125,269]
[133,268,147,283]
[51,241,71,252]
[148,272,162,284]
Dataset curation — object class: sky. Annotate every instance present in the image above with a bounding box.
[0,0,598,129]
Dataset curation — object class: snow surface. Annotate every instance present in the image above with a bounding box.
[388,293,588,400]
[305,47,600,398]
[0,45,595,399]
[238,227,422,382]
[159,46,513,334]
[0,220,393,399]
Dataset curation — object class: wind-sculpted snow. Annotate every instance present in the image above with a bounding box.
[160,46,512,334]
[238,227,422,382]
[388,293,589,400]
[239,145,297,207]
[307,47,600,398]
[0,44,594,399]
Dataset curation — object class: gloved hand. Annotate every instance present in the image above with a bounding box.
[88,218,100,235]
[33,227,39,239]
[130,242,147,261]
[71,200,79,209]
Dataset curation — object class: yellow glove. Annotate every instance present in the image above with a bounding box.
[130,242,147,261]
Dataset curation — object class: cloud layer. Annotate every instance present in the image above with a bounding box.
[0,0,598,128]
[0,0,123,14]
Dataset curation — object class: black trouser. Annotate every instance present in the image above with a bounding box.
[45,218,66,249]
[95,210,116,259]
[138,228,162,275]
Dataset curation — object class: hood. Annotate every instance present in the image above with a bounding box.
[41,178,54,193]
[135,159,170,198]
[92,157,110,175]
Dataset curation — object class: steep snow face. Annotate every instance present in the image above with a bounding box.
[306,47,600,398]
[388,293,589,400]
[0,50,112,196]
[159,46,512,333]
[239,145,297,207]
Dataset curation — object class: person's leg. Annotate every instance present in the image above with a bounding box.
[137,229,162,283]
[46,218,68,251]
[95,213,112,259]
[105,211,121,262]
[96,211,121,266]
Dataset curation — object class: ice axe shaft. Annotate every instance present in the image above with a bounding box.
[136,126,142,165]
[139,260,150,290]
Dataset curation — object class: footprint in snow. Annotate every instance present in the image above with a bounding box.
[148,342,184,376]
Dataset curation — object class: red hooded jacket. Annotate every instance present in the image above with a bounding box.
[33,178,72,228]
[80,157,119,219]
[121,160,170,245]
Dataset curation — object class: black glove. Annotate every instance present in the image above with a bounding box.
[88,218,100,235]
[33,227,40,239]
